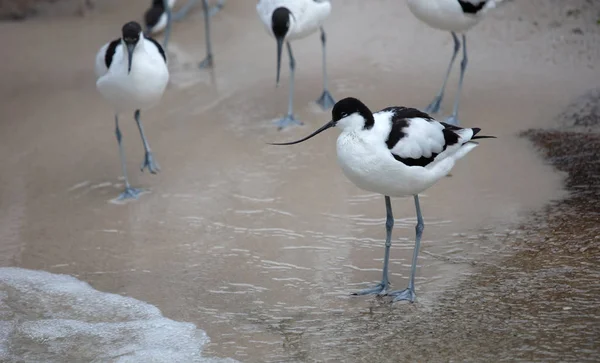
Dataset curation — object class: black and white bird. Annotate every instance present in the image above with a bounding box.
[271,97,494,302]
[407,0,502,125]
[257,0,336,130]
[144,0,225,68]
[95,21,169,200]
[144,0,177,37]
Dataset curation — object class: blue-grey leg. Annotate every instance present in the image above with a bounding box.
[353,196,394,296]
[198,0,214,68]
[425,32,460,115]
[172,0,197,20]
[172,0,225,21]
[276,42,302,130]
[446,34,468,126]
[115,115,142,200]
[315,27,335,110]
[134,110,160,174]
[162,0,173,49]
[386,195,424,303]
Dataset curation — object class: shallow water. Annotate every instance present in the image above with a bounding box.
[0,0,599,361]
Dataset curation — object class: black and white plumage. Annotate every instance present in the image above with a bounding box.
[407,0,500,32]
[144,0,177,35]
[271,97,494,302]
[406,0,502,125]
[257,0,335,129]
[95,21,169,201]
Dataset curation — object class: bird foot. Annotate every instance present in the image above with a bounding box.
[117,186,143,201]
[385,287,416,303]
[276,114,303,130]
[199,54,214,69]
[425,97,442,114]
[316,89,335,110]
[141,152,160,174]
[351,281,389,296]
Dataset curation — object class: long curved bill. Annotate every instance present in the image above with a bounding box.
[269,120,335,146]
[127,43,135,74]
[275,36,283,87]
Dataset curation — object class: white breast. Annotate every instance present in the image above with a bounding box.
[335,129,468,197]
[335,132,412,197]
[96,39,169,113]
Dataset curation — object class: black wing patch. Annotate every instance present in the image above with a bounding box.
[380,107,462,167]
[457,0,487,14]
[380,106,434,122]
[380,107,434,150]
[146,37,167,63]
[386,118,409,150]
[104,38,121,69]
[393,153,437,167]
[391,128,460,167]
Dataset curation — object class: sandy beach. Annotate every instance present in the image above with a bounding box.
[0,0,599,361]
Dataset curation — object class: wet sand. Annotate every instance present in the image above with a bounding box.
[1,0,599,361]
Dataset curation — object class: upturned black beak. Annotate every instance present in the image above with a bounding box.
[269,120,335,145]
[126,43,135,74]
[275,36,283,87]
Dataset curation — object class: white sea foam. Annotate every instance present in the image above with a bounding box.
[0,267,237,363]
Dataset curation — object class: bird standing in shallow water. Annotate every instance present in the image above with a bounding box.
[407,0,502,125]
[257,0,336,130]
[144,0,225,68]
[95,21,169,200]
[271,97,494,302]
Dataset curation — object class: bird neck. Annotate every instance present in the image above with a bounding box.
[122,39,145,63]
[337,114,372,133]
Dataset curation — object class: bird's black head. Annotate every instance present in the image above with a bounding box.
[271,7,291,39]
[332,97,375,129]
[268,97,374,146]
[122,21,142,45]
[122,21,142,74]
[271,7,292,87]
